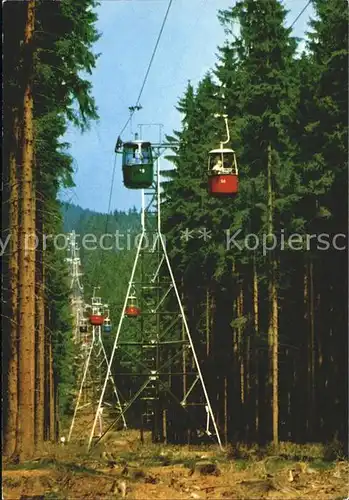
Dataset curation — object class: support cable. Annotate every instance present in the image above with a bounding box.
[94,0,174,289]
[117,0,174,139]
[289,0,311,29]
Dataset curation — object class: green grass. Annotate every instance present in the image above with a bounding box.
[97,440,344,471]
[182,458,197,469]
[274,441,325,461]
[233,459,249,471]
[263,457,292,474]
[44,494,66,500]
[4,440,344,479]
[4,458,103,476]
[310,459,336,471]
[4,458,58,471]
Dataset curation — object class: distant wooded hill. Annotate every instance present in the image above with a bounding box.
[61,201,140,235]
[60,202,142,329]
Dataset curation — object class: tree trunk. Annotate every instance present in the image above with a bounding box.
[15,0,36,461]
[232,260,241,439]
[252,254,259,438]
[237,288,244,405]
[44,330,50,441]
[35,187,45,447]
[55,383,60,442]
[49,336,56,441]
[3,113,20,458]
[270,261,279,447]
[223,376,228,446]
[267,143,279,448]
[308,258,316,438]
[206,288,210,356]
[44,308,52,441]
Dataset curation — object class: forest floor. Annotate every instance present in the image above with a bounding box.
[3,428,348,500]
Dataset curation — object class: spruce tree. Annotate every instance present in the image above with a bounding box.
[3,0,99,459]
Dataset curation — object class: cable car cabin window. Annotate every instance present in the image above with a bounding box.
[223,154,234,170]
[123,143,153,166]
[209,151,237,175]
[142,149,150,164]
[124,146,139,165]
[210,153,224,174]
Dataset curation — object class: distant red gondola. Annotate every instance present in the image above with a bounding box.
[89,295,104,325]
[89,314,104,326]
[125,290,141,318]
[125,305,141,317]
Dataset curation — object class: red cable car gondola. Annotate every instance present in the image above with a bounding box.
[208,114,239,197]
[89,295,104,325]
[125,291,141,318]
[89,314,105,326]
[208,148,239,197]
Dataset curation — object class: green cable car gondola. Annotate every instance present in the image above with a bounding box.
[122,140,154,189]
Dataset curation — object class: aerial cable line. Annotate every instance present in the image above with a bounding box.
[289,0,312,29]
[95,0,174,287]
[135,0,174,107]
[117,0,174,140]
[104,154,118,234]
[105,0,173,221]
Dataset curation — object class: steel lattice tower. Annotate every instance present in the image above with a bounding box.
[88,147,222,450]
[66,235,126,440]
[68,294,126,442]
[66,231,84,343]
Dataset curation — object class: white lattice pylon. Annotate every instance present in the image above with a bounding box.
[87,153,223,451]
[66,231,85,343]
[66,231,84,296]
[67,325,126,442]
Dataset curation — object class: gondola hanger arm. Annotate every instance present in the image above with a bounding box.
[214,113,230,148]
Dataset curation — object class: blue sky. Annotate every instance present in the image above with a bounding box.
[61,0,314,213]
